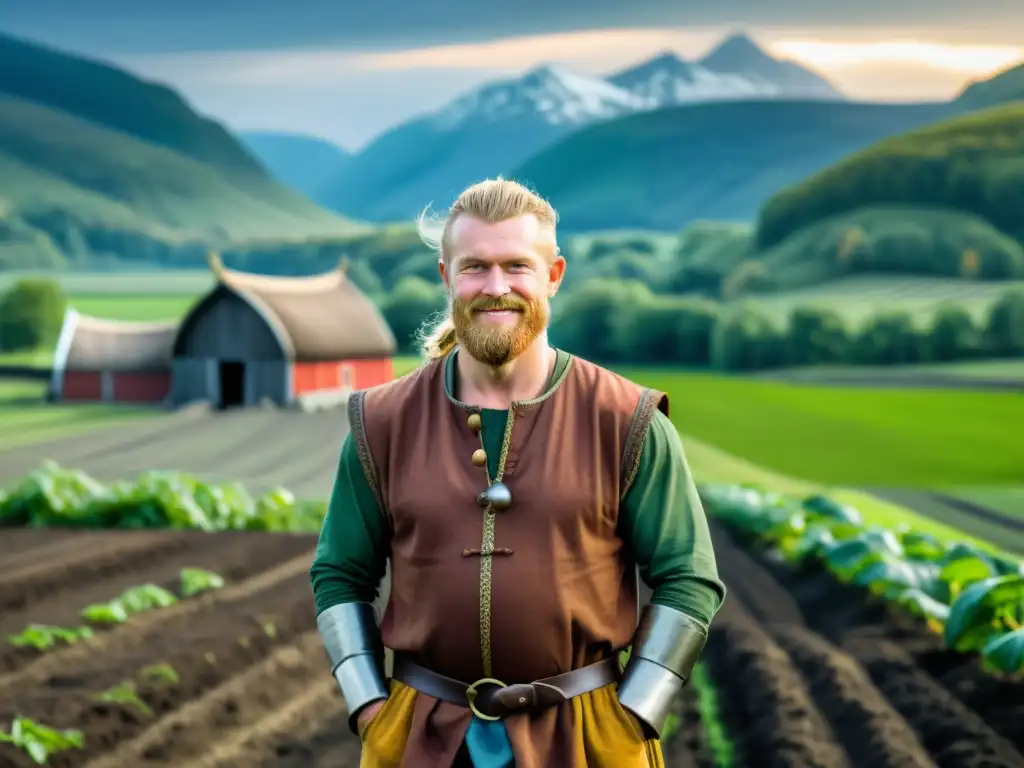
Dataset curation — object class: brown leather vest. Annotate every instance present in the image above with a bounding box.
[348,352,668,685]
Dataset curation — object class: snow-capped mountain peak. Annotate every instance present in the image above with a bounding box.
[427,32,842,134]
[609,33,843,105]
[431,63,648,131]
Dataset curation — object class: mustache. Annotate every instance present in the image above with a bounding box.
[463,296,530,312]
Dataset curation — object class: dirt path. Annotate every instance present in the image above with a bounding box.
[0,408,350,497]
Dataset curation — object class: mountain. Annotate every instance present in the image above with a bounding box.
[239,131,352,199]
[0,33,264,178]
[609,34,842,103]
[316,64,644,223]
[316,33,846,222]
[956,61,1024,109]
[756,102,1024,251]
[509,100,957,232]
[0,33,358,270]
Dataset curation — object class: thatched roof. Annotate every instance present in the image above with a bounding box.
[55,309,177,372]
[175,254,396,362]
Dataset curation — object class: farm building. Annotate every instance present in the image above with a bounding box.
[50,310,177,403]
[169,254,397,408]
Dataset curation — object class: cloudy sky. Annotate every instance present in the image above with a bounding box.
[3,0,1022,150]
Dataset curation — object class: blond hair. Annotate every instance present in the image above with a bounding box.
[416,178,559,360]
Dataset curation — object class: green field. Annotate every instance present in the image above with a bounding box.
[622,368,1024,488]
[766,358,1024,381]
[727,275,1024,329]
[67,294,197,321]
[0,270,215,294]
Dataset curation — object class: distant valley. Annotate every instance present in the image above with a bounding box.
[294,33,849,223]
[0,32,358,271]
[244,32,1022,232]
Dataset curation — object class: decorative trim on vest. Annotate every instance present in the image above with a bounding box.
[619,388,668,499]
[346,391,386,517]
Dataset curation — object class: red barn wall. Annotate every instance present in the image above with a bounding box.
[61,372,102,400]
[292,358,394,397]
[114,372,171,403]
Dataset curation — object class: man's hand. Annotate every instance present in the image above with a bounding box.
[356,699,386,733]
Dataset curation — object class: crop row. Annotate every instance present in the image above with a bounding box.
[2,568,225,764]
[0,462,327,532]
[701,483,1024,675]
[4,463,1021,676]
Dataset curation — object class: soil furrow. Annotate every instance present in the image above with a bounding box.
[710,519,1024,767]
[0,530,78,565]
[0,549,315,698]
[0,532,192,614]
[770,625,936,768]
[80,632,339,768]
[0,567,317,767]
[706,520,806,627]
[746,535,1024,752]
[704,596,851,768]
[191,681,350,768]
[0,533,315,675]
[842,638,1024,768]
[667,686,717,768]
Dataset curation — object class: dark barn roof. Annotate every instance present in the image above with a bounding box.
[174,255,397,362]
[54,309,177,373]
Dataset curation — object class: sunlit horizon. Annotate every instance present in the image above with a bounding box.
[116,26,1024,148]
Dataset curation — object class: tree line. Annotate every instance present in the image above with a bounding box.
[3,275,1022,373]
[378,276,1024,371]
[755,104,1024,253]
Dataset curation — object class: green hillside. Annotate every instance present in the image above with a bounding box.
[756,103,1024,252]
[0,33,264,177]
[509,100,956,233]
[0,36,362,270]
[957,62,1024,109]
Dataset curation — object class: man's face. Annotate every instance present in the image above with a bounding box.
[440,214,565,367]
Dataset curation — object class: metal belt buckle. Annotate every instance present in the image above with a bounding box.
[465,677,506,721]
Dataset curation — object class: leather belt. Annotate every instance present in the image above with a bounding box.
[391,653,622,721]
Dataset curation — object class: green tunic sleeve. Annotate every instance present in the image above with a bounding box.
[619,408,727,627]
[309,433,390,616]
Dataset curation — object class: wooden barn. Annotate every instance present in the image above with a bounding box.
[49,309,177,403]
[169,254,397,408]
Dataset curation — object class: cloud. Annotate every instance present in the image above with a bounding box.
[109,26,1024,149]
[4,0,1023,56]
[345,29,727,71]
[773,39,1023,75]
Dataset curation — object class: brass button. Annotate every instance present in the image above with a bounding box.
[467,413,482,431]
[471,449,487,466]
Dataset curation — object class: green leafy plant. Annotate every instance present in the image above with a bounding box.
[7,624,94,651]
[92,680,152,717]
[701,483,1024,674]
[0,717,84,764]
[137,663,179,687]
[180,568,225,597]
[691,662,735,768]
[0,462,326,533]
[80,584,178,625]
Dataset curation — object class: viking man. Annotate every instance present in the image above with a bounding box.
[310,179,726,767]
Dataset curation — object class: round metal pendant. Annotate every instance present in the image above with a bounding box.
[478,481,512,512]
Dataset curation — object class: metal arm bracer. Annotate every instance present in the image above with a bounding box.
[317,601,390,733]
[617,603,708,739]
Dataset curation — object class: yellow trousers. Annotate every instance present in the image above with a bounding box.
[359,679,665,767]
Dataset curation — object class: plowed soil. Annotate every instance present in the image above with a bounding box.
[1,520,1021,768]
